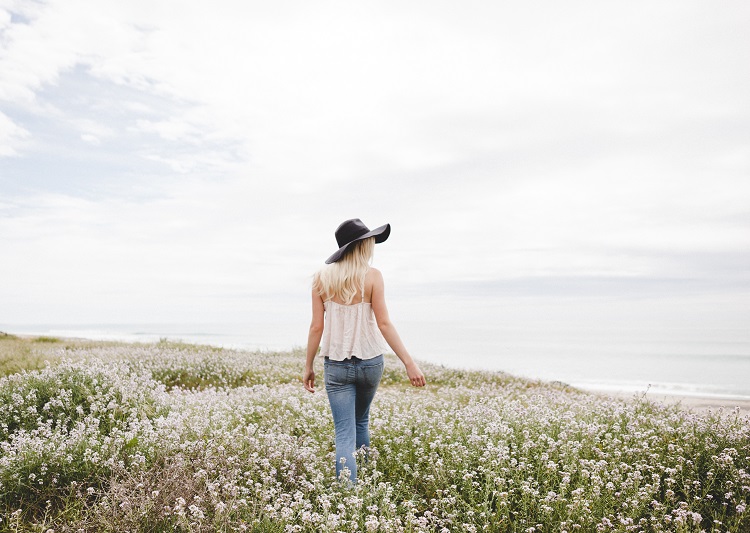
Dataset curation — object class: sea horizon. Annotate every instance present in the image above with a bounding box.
[3,320,749,401]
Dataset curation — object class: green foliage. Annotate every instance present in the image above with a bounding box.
[0,339,747,532]
[0,358,170,521]
[0,362,162,440]
[0,338,56,378]
[32,336,61,343]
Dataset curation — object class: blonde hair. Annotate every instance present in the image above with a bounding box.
[314,238,375,304]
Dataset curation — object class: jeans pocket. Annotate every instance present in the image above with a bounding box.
[324,363,350,388]
[361,361,384,387]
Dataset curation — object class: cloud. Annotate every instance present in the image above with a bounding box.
[0,110,29,155]
[0,0,749,327]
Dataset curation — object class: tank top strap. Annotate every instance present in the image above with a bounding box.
[360,276,365,303]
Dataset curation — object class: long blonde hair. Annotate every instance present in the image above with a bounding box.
[313,238,375,304]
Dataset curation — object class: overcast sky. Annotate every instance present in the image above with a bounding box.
[1,1,748,339]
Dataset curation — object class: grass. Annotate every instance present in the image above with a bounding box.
[0,337,747,532]
[0,335,51,377]
[31,336,61,343]
[0,335,121,377]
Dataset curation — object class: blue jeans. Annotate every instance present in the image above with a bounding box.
[324,355,384,483]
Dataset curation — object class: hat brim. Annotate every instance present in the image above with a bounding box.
[325,223,390,264]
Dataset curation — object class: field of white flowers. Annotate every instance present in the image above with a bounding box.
[0,334,748,532]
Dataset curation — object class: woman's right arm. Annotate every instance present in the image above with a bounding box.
[304,288,325,393]
[370,268,426,387]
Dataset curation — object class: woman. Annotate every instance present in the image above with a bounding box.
[303,218,426,483]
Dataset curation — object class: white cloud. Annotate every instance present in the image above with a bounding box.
[0,0,749,326]
[135,117,198,142]
[0,110,29,155]
[80,133,100,145]
[73,118,113,146]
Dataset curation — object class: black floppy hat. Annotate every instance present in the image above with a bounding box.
[325,218,390,264]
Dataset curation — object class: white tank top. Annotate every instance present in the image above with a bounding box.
[318,284,389,361]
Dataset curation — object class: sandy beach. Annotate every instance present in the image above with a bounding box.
[602,390,750,416]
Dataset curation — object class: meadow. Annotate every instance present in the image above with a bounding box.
[0,334,748,532]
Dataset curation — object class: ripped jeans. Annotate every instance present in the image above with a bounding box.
[324,355,384,483]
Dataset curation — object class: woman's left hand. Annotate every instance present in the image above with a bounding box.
[406,362,426,387]
[303,367,316,393]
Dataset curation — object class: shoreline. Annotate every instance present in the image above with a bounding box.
[5,330,750,415]
[598,390,750,416]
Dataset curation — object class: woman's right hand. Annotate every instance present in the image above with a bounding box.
[406,362,426,387]
[303,367,316,393]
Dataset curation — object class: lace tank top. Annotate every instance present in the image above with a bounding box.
[318,282,389,361]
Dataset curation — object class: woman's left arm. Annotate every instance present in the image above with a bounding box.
[304,288,325,393]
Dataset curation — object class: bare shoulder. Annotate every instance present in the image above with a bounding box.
[366,268,385,301]
[367,267,384,283]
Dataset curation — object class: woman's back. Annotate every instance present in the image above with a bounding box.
[324,267,377,305]
[319,268,388,361]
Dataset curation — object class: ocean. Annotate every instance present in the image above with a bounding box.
[3,319,749,400]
